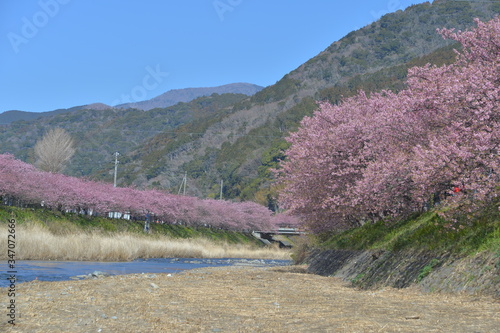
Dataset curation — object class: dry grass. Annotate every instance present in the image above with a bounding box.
[0,223,290,261]
[1,266,499,332]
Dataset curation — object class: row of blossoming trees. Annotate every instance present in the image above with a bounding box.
[279,18,500,233]
[0,153,298,231]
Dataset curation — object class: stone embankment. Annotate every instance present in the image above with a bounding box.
[303,248,500,297]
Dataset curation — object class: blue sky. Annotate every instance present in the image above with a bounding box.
[0,0,422,113]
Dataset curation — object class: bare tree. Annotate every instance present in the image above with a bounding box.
[34,128,75,173]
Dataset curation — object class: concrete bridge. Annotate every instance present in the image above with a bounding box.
[252,228,305,248]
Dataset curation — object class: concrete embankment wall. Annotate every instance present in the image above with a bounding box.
[303,249,500,298]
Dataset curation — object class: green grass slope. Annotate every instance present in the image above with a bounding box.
[319,205,500,257]
[0,205,262,246]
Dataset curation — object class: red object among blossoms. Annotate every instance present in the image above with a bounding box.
[279,18,500,233]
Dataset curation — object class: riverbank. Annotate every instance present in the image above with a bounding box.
[305,248,500,298]
[2,265,499,332]
[0,205,265,244]
[0,206,290,261]
[297,208,500,298]
[0,258,292,287]
[0,222,289,261]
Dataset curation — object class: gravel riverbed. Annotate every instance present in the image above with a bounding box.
[1,265,499,332]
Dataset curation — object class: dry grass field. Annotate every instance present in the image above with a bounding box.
[2,265,499,332]
[0,223,290,261]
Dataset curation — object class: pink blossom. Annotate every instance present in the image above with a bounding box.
[0,153,275,231]
[279,18,500,232]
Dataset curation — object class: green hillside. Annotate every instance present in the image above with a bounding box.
[0,0,498,204]
[0,205,262,246]
[123,0,499,203]
[0,93,249,179]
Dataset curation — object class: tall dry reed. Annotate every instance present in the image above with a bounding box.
[0,222,290,261]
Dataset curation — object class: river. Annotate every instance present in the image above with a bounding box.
[0,258,292,287]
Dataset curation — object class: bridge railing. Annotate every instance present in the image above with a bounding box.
[253,227,306,235]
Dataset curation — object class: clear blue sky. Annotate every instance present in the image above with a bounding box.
[0,0,422,113]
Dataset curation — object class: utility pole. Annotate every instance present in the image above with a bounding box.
[178,172,187,195]
[220,179,223,200]
[183,171,187,195]
[177,175,183,195]
[113,152,120,187]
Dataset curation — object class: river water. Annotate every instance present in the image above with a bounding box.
[0,258,292,287]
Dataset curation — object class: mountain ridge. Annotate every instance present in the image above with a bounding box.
[115,82,264,111]
[126,0,499,200]
[0,0,498,205]
[0,82,264,124]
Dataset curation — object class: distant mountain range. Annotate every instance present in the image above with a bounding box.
[115,83,264,111]
[0,83,263,124]
[1,0,499,206]
[0,106,87,125]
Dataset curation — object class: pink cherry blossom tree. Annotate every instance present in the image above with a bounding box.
[279,17,500,233]
[0,153,279,232]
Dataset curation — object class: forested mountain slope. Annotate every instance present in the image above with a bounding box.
[123,0,500,203]
[0,0,498,205]
[0,93,249,177]
[0,84,262,125]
